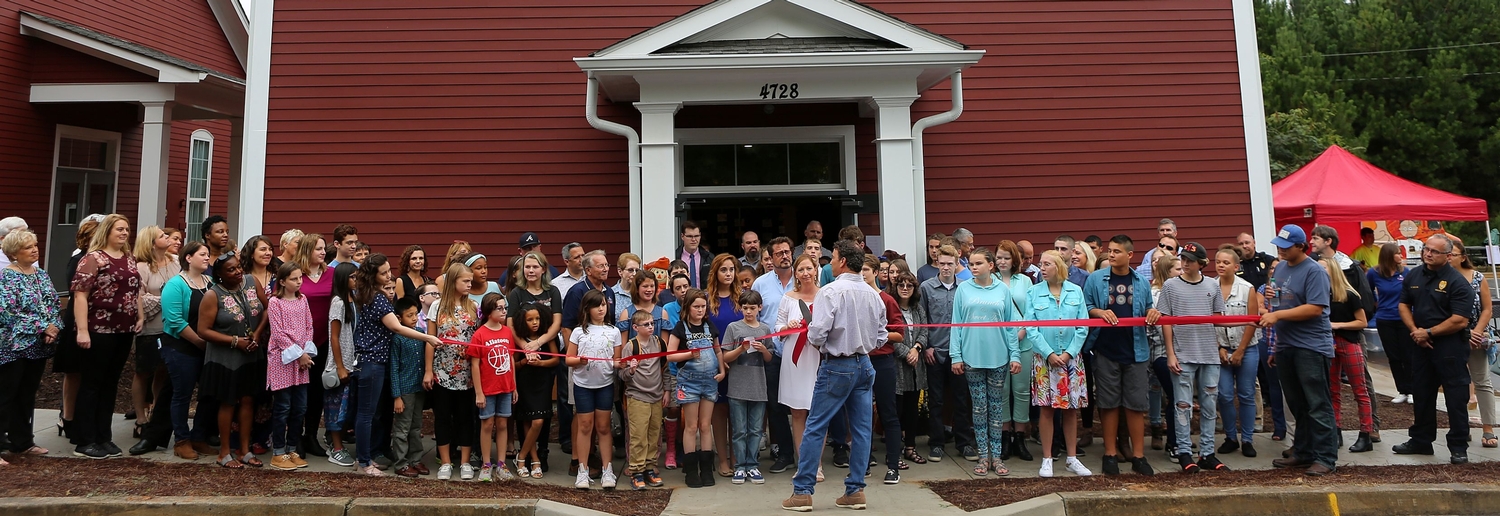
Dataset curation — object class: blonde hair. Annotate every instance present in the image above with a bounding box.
[292,233,324,275]
[1075,242,1097,273]
[133,225,167,271]
[1039,250,1069,282]
[1152,255,1178,288]
[1322,258,1355,303]
[792,254,820,291]
[87,214,131,253]
[1,229,37,261]
[437,262,477,326]
[442,240,472,272]
[280,228,304,250]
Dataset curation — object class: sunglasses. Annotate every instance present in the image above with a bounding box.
[218,251,236,262]
[1158,243,1175,250]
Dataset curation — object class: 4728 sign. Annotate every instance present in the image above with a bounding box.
[759,83,799,99]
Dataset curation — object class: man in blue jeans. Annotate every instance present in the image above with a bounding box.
[783,240,887,512]
[1261,225,1338,476]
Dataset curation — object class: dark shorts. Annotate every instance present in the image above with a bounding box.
[134,334,163,374]
[1093,355,1149,411]
[574,384,614,414]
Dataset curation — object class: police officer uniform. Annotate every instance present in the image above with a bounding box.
[1399,261,1476,456]
[1237,251,1277,289]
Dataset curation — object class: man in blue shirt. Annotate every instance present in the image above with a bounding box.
[1054,235,1090,287]
[752,236,797,472]
[1261,225,1338,476]
[917,233,945,284]
[1083,234,1160,476]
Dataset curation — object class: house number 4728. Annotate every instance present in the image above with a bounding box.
[759,83,799,99]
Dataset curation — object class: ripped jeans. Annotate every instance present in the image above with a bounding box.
[1172,362,1220,457]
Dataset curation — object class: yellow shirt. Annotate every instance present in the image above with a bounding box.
[1352,244,1380,269]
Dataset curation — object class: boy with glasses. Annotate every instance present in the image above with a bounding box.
[619,311,667,489]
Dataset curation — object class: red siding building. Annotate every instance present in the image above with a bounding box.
[252,0,1274,268]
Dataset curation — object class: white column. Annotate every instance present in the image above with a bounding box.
[636,101,681,261]
[237,0,275,241]
[1232,0,1276,252]
[872,96,920,261]
[137,101,172,228]
[226,118,247,238]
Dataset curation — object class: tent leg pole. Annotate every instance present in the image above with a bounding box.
[1489,221,1498,333]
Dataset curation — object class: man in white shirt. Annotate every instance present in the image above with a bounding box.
[752,236,797,473]
[552,242,586,295]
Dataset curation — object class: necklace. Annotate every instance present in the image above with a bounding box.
[180,272,208,292]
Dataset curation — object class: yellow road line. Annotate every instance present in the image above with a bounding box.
[1328,492,1340,516]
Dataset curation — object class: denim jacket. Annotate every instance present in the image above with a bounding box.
[1082,267,1154,362]
[1024,281,1089,358]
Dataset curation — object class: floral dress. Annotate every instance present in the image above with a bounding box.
[426,302,477,391]
[0,268,63,364]
[201,283,267,400]
[70,251,140,333]
[1025,281,1088,409]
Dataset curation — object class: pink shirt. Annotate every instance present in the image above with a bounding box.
[267,295,315,391]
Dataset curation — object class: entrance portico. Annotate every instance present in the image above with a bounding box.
[577,0,982,260]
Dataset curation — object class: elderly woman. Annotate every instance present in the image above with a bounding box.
[0,229,63,464]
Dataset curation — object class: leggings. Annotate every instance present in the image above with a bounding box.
[1002,352,1032,424]
[430,387,476,449]
[966,367,1008,461]
[1376,319,1416,395]
[1329,336,1373,433]
[898,391,921,448]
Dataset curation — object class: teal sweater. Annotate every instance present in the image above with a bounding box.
[950,277,1023,369]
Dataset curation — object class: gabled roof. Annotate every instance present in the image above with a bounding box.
[21,11,244,85]
[656,36,907,55]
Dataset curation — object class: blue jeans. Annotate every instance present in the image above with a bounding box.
[1257,341,1287,435]
[1172,363,1220,456]
[1277,347,1337,469]
[729,398,765,470]
[270,384,308,455]
[1217,344,1260,443]
[351,361,388,467]
[159,344,214,444]
[792,355,874,496]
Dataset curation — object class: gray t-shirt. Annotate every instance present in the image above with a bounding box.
[1159,275,1225,364]
[620,335,665,403]
[722,320,772,402]
[1270,257,1334,357]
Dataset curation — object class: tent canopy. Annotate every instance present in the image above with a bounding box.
[1273,145,1489,225]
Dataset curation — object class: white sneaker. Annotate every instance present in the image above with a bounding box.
[1066,457,1093,476]
[1038,458,1054,478]
[437,463,453,480]
[478,464,493,482]
[460,463,476,481]
[497,465,515,481]
[1391,394,1408,404]
[575,468,592,489]
[600,464,617,489]
[363,464,384,477]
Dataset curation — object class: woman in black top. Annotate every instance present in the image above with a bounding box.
[1321,258,1373,453]
[397,245,430,305]
[53,214,104,439]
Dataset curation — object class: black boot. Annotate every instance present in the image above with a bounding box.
[999,431,1013,460]
[1349,432,1373,453]
[683,450,702,488]
[1013,431,1033,461]
[300,435,327,457]
[699,451,717,486]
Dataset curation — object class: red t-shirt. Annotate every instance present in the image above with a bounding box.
[467,325,517,395]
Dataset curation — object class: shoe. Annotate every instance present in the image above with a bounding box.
[270,454,298,471]
[699,451,717,487]
[832,446,850,468]
[479,464,493,482]
[515,459,530,478]
[437,463,453,480]
[1039,458,1054,478]
[327,449,354,467]
[1176,453,1200,473]
[1066,457,1093,476]
[1130,457,1154,476]
[868,455,877,467]
[460,463,476,480]
[207,435,221,448]
[601,464,617,489]
[631,473,647,490]
[251,443,269,456]
[1305,463,1334,476]
[770,454,793,473]
[1370,429,1382,443]
[733,470,747,485]
[1197,454,1228,471]
[1241,442,1257,457]
[646,469,664,487]
[363,464,384,476]
[782,494,813,512]
[568,458,580,477]
[1150,425,1164,450]
[1012,432,1032,461]
[1391,394,1408,404]
[192,441,215,456]
[1217,440,1239,455]
[575,468,591,489]
[173,440,199,460]
[129,439,160,456]
[1272,456,1313,468]
[1349,432,1373,453]
[415,462,431,475]
[929,446,943,462]
[1391,441,1435,455]
[835,490,866,510]
[1452,450,1470,464]
[683,449,703,488]
[883,468,899,485]
[73,444,108,460]
[497,465,515,481]
[1101,455,1119,475]
[396,466,420,478]
[289,452,308,468]
[999,431,1014,461]
[102,442,123,457]
[961,445,979,462]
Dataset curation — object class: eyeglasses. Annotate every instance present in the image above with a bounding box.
[420,292,440,298]
[622,267,640,274]
[683,234,702,239]
[896,283,915,289]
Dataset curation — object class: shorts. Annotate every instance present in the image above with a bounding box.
[1093,355,1149,412]
[134,334,163,374]
[323,384,352,432]
[663,374,680,408]
[675,372,718,404]
[478,393,513,419]
[574,384,614,414]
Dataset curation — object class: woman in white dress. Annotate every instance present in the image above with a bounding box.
[777,253,822,481]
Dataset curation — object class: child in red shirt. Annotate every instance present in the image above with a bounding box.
[469,293,517,482]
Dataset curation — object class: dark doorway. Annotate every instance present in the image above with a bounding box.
[679,194,848,257]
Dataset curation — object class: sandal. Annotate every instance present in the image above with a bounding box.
[216,455,245,469]
[132,422,146,439]
[816,466,825,482]
[1484,433,1499,449]
[896,459,909,470]
[992,460,1010,476]
[973,458,990,476]
[530,461,544,479]
[902,447,927,465]
[240,453,264,468]
[22,446,47,456]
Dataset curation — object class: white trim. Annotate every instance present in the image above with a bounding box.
[1232,0,1275,253]
[578,50,983,73]
[186,130,215,241]
[237,0,274,241]
[674,126,856,196]
[19,13,206,83]
[45,125,123,267]
[30,83,176,104]
[206,0,250,70]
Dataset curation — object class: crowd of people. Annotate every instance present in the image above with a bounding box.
[0,213,1493,511]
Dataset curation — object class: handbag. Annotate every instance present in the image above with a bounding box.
[321,353,342,389]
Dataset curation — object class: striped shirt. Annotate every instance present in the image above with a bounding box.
[1159,275,1224,365]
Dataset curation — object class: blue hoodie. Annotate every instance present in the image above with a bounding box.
[950,276,1024,369]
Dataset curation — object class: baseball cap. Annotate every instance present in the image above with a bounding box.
[1270,225,1307,249]
[1178,241,1208,264]
[518,232,541,249]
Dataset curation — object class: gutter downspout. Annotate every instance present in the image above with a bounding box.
[910,72,963,266]
[585,73,642,255]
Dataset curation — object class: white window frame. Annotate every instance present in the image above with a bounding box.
[674,125,857,196]
[185,129,214,242]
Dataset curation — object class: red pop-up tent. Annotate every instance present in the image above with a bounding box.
[1273,145,1489,226]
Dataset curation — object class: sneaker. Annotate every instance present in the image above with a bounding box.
[601,465,617,489]
[782,494,813,512]
[102,442,123,458]
[73,444,108,460]
[1101,455,1119,475]
[497,465,515,481]
[1131,457,1155,476]
[832,446,850,468]
[460,463,476,481]
[835,490,867,510]
[1391,394,1408,404]
[961,446,979,462]
[437,463,454,480]
[770,455,793,473]
[479,464,494,482]
[1176,453,1200,473]
[363,464,384,476]
[928,446,943,462]
[1065,457,1093,476]
[327,449,354,467]
[646,469,664,487]
[1197,454,1228,471]
[883,469,900,485]
[270,454,298,471]
[733,470,747,484]
[631,473,647,490]
[749,468,766,484]
[575,468,592,489]
[1039,458,1054,478]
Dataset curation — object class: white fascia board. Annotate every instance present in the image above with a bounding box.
[576,50,984,73]
[789,0,965,51]
[19,13,206,83]
[1232,0,1276,253]
[595,0,771,58]
[30,83,176,103]
[207,0,251,70]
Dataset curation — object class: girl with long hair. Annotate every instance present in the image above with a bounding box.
[266,262,315,470]
[69,213,142,459]
[1321,257,1374,452]
[994,240,1034,462]
[776,254,823,481]
[886,270,928,465]
[426,261,480,480]
[130,225,178,441]
[241,235,276,298]
[1448,241,1496,448]
[292,233,333,457]
[158,242,214,459]
[566,289,622,489]
[397,245,429,304]
[348,254,440,475]
[1146,255,1182,450]
[950,248,1025,476]
[667,288,723,488]
[323,262,360,466]
[704,253,742,477]
[512,302,559,478]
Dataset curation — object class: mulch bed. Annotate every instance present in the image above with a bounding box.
[0,456,670,516]
[928,461,1500,511]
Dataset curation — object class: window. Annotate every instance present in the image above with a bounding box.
[676,126,856,195]
[186,130,213,242]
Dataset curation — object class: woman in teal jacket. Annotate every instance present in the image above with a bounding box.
[1025,250,1092,478]
[950,247,1023,477]
[994,240,1034,462]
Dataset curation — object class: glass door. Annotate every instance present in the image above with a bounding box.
[47,169,114,290]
